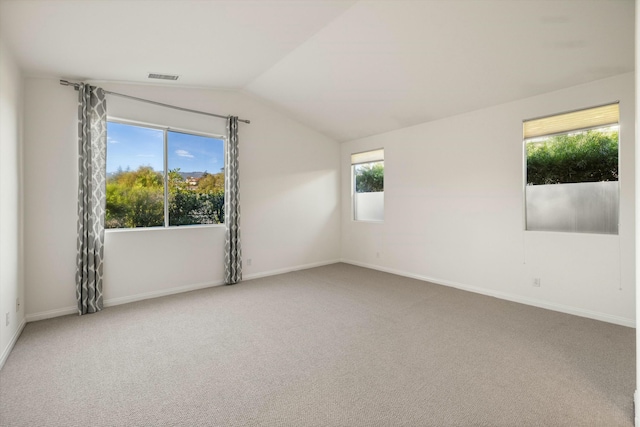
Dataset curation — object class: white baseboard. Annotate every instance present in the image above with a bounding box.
[26,280,224,323]
[25,259,341,323]
[341,259,635,328]
[243,259,341,281]
[0,317,27,371]
[103,280,224,307]
[26,306,77,322]
[27,257,629,329]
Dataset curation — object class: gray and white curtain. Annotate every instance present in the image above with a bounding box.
[225,116,242,284]
[76,84,107,315]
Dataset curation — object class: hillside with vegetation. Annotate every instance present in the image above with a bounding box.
[106,167,224,228]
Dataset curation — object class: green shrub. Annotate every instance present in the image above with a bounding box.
[355,162,384,192]
[526,130,618,185]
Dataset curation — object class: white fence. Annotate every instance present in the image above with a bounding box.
[525,181,618,234]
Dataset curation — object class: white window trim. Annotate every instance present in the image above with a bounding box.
[351,148,385,223]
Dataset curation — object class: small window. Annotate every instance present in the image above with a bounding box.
[352,149,384,221]
[106,121,225,229]
[523,103,619,234]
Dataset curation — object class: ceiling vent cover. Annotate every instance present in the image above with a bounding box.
[148,73,179,81]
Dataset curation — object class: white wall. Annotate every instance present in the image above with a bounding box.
[0,37,25,366]
[342,73,635,327]
[23,79,341,320]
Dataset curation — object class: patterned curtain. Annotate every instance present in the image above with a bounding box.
[224,116,242,284]
[76,84,107,315]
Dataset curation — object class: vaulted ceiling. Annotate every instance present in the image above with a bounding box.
[0,0,634,141]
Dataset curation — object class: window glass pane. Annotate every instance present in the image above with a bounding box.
[354,161,384,193]
[167,131,225,226]
[525,126,619,234]
[106,122,164,228]
[353,158,384,221]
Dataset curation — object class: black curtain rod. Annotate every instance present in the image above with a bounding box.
[59,80,250,124]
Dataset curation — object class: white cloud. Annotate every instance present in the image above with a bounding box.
[175,149,194,158]
[107,137,119,144]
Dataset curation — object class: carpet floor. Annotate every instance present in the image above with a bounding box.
[0,263,635,426]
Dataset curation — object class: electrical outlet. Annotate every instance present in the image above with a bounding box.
[5,313,9,327]
[533,278,541,287]
[246,258,252,267]
[376,252,380,258]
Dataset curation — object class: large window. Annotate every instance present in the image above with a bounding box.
[106,120,225,229]
[352,149,384,222]
[523,103,619,234]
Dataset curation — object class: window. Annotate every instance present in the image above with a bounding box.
[106,120,225,229]
[523,103,619,234]
[352,149,384,221]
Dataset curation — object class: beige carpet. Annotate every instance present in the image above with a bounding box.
[0,263,635,426]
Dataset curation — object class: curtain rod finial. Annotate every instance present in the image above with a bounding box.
[60,79,80,90]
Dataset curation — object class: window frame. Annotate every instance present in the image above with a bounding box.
[106,117,227,230]
[522,103,620,235]
[351,148,385,223]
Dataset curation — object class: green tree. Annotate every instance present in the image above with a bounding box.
[197,171,224,192]
[169,191,224,225]
[526,130,618,185]
[355,162,384,192]
[195,171,224,224]
[167,168,225,225]
[105,166,164,228]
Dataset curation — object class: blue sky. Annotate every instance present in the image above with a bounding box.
[106,122,224,174]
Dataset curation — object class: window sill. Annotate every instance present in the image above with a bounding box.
[524,229,619,237]
[105,224,225,233]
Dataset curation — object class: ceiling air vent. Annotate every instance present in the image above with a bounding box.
[148,73,179,81]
